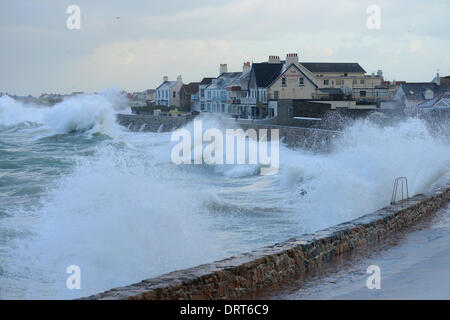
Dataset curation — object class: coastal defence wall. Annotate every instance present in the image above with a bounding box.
[84,186,450,300]
[116,113,193,132]
[116,113,339,150]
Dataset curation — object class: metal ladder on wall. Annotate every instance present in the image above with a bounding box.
[390,177,409,205]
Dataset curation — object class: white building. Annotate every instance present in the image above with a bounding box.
[155,75,183,106]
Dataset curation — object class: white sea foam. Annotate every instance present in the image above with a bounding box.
[0,88,129,136]
[0,95,45,126]
[2,110,449,300]
[9,143,220,299]
[278,118,450,231]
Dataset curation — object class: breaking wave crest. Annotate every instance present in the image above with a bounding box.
[0,88,129,136]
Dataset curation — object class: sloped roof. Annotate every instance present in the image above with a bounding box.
[200,77,215,85]
[206,72,242,90]
[400,82,441,100]
[182,82,200,95]
[229,71,251,89]
[418,92,450,108]
[440,76,450,90]
[252,63,283,87]
[156,80,178,90]
[301,62,366,73]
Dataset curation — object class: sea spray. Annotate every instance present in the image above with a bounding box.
[278,118,450,231]
[6,143,221,299]
[1,111,449,299]
[0,88,129,136]
[0,95,46,126]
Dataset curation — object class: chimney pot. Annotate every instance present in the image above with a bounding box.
[286,53,299,65]
[268,55,281,64]
[220,63,228,75]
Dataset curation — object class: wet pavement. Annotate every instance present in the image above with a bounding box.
[270,204,450,300]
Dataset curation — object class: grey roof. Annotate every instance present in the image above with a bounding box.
[156,80,178,90]
[301,62,366,73]
[229,71,251,88]
[200,77,215,85]
[251,63,284,87]
[440,76,450,90]
[418,92,450,108]
[400,82,441,101]
[206,72,242,90]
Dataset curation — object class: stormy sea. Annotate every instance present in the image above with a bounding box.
[1,90,449,299]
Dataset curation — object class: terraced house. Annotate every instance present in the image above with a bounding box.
[154,53,384,118]
[204,64,248,113]
[240,53,383,118]
[194,77,215,112]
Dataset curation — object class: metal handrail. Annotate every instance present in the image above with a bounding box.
[390,177,409,204]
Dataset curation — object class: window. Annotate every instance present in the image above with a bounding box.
[173,91,176,98]
[360,79,365,84]
[299,77,304,86]
[274,91,279,99]
[324,79,329,86]
[360,90,366,97]
[352,79,357,85]
[344,73,348,77]
[200,89,204,98]
[282,78,286,86]
[336,79,344,86]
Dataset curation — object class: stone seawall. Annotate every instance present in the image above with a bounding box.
[116,113,193,132]
[84,186,450,300]
[116,113,339,150]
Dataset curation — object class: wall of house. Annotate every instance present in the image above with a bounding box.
[169,82,183,107]
[268,65,317,100]
[314,100,357,109]
[155,89,169,106]
[83,185,450,300]
[314,73,382,92]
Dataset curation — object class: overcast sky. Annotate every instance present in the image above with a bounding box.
[1,0,449,96]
